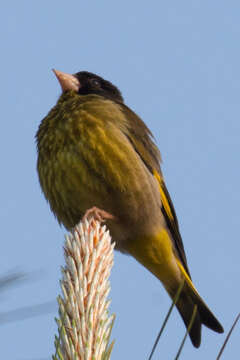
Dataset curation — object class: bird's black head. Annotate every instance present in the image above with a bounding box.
[53,69,124,103]
[75,71,124,103]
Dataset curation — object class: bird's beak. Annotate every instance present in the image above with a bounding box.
[52,69,80,92]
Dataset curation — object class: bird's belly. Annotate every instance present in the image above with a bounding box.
[48,160,114,229]
[46,151,162,249]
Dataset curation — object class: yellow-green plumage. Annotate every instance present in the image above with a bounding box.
[36,70,223,347]
[37,90,161,236]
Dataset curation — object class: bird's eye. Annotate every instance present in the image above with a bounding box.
[91,79,101,87]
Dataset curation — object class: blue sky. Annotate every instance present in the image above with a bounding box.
[1,1,240,359]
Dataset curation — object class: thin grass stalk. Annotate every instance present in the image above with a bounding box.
[216,312,240,360]
[174,304,197,360]
[147,281,184,360]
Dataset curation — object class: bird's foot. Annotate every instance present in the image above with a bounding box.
[83,206,115,223]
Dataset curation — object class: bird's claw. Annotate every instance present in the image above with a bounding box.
[83,206,115,223]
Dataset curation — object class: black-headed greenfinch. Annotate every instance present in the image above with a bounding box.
[36,69,223,347]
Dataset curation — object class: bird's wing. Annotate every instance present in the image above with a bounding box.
[120,103,191,277]
[120,103,162,173]
[153,170,191,277]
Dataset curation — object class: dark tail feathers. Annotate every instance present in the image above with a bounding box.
[174,282,224,347]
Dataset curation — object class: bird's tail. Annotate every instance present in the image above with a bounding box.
[169,260,224,347]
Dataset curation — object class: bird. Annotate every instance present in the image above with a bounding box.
[36,69,224,347]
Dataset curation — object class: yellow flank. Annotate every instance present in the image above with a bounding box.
[127,228,181,288]
[153,170,173,220]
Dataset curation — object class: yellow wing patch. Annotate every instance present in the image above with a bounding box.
[153,169,191,278]
[153,169,173,220]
